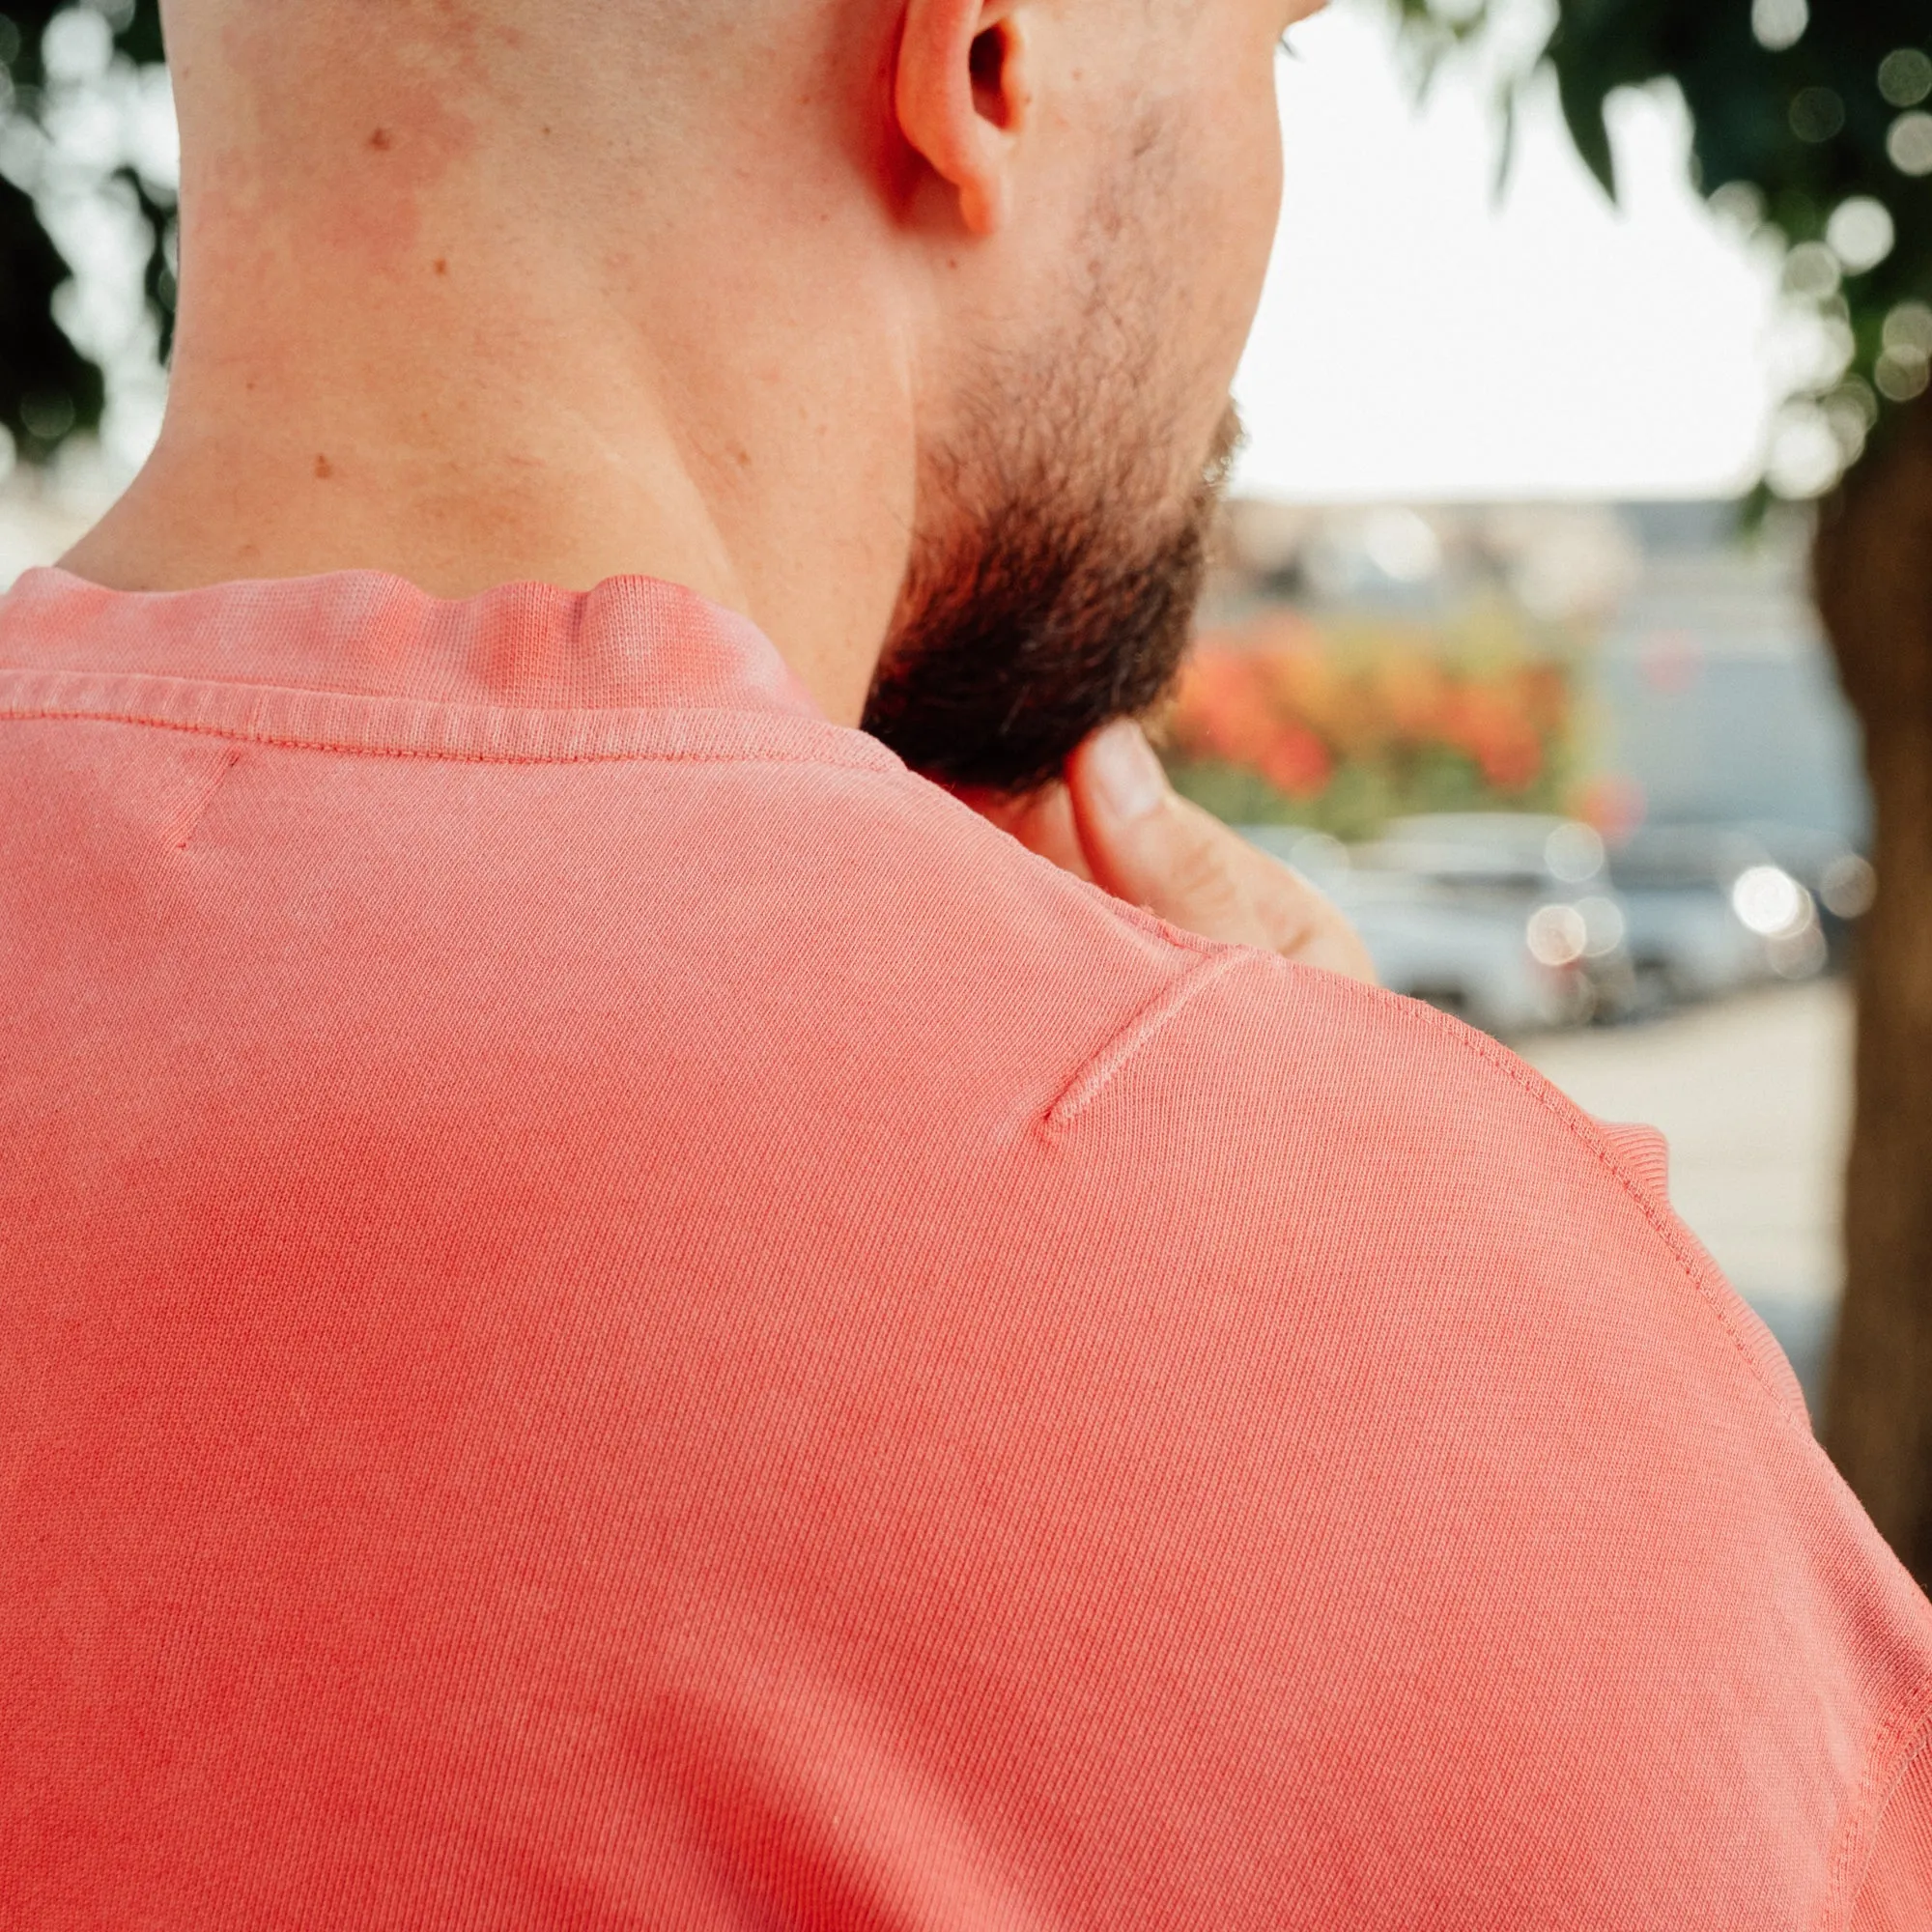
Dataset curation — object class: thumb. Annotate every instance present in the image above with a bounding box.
[1066,721,1264,945]
[1066,721,1378,981]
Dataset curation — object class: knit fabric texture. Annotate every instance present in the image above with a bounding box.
[4,565,1931,1929]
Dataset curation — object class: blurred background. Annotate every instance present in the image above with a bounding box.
[3,0,1931,1568]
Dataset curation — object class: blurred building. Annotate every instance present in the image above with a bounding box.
[1204,497,1870,848]
[1597,503,1866,844]
[1211,498,1641,629]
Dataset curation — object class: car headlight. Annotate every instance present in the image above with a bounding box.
[1545,823,1606,884]
[1820,854,1876,920]
[1577,895,1627,958]
[1526,904,1589,967]
[1731,866,1807,938]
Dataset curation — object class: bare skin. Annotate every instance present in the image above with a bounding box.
[63,0,1370,981]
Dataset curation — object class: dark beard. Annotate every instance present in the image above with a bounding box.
[863,404,1241,797]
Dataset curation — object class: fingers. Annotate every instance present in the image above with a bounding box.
[1064,721,1378,983]
[957,721,1377,983]
[1227,828,1380,980]
[1067,723,1256,937]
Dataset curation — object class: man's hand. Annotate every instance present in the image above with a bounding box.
[972,721,1378,983]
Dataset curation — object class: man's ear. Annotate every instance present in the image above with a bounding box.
[895,0,1032,236]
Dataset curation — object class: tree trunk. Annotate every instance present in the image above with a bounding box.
[1816,392,1932,1587]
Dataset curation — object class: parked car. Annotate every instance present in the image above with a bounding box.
[1357,814,1638,1023]
[1242,826,1598,1037]
[1604,824,1827,1003]
[1735,819,1874,968]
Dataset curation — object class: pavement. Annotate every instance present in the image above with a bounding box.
[1520,978,1853,1419]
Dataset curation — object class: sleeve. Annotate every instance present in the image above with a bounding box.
[1851,1717,1932,1931]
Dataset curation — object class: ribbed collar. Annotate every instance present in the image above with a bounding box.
[0,567,900,770]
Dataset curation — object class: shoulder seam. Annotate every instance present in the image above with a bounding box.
[1045,952,1811,1432]
[1042,948,1262,1135]
[1823,1671,1932,1931]
[1417,999,1812,1431]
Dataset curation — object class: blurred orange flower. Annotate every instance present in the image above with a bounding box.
[1164,608,1580,831]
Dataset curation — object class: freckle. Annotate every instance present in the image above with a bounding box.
[540,125,552,136]
[314,455,334,480]
[434,258,448,275]
[368,128,391,151]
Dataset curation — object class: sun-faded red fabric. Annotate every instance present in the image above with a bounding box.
[4,565,1932,1930]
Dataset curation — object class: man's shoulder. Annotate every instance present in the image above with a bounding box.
[817,767,1623,1144]
[859,781,1814,1429]
[1049,923,1810,1412]
[730,760,1687,1181]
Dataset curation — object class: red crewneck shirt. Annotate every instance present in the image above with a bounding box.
[4,565,1931,1929]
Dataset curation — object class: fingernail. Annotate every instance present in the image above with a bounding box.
[1089,721,1167,822]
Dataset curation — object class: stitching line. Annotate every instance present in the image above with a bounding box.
[1411,995,1811,1430]
[1045,952,1808,1433]
[1822,1672,1932,1930]
[3,679,1819,1431]
[0,700,892,772]
[1044,949,1257,1133]
[165,745,244,850]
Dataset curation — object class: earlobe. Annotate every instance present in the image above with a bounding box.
[895,0,1028,238]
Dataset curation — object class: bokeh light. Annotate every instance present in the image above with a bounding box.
[1766,402,1843,499]
[1888,112,1932,178]
[1750,0,1808,55]
[1824,198,1895,277]
[1878,48,1932,111]
[1821,855,1878,921]
[1789,88,1845,146]
[1732,865,1807,940]
[1780,241,1840,301]
[1877,301,1932,404]
[1526,903,1589,968]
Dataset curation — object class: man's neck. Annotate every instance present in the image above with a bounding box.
[61,171,917,728]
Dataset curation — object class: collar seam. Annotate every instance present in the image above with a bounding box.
[0,684,898,773]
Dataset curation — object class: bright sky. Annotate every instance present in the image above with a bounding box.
[1234,0,1786,502]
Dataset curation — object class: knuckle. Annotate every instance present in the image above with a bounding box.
[1158,828,1250,931]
